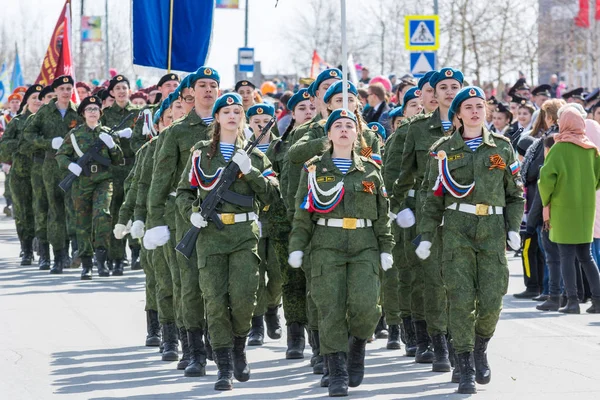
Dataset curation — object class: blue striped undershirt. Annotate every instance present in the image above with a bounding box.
[464,136,483,151]
[220,143,235,162]
[441,120,452,131]
[202,116,214,125]
[332,158,353,175]
[256,143,270,154]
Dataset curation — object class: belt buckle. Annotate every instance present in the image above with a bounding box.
[221,213,235,225]
[342,218,358,229]
[262,205,270,212]
[475,204,489,216]
[90,164,98,173]
[120,158,126,166]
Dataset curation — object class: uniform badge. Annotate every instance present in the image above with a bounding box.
[317,176,335,183]
[302,91,310,99]
[448,153,463,162]
[63,77,69,83]
[307,164,316,173]
[415,89,422,96]
[171,74,176,80]
[488,154,506,170]
[256,107,264,115]
[340,109,348,117]
[117,76,123,81]
[445,70,453,77]
[469,88,477,96]
[226,96,235,105]
[371,125,378,131]
[329,70,338,77]
[241,81,248,86]
[204,68,212,76]
[436,150,447,160]
[510,160,520,175]
[69,120,77,128]
[381,186,388,198]
[36,85,42,91]
[360,146,373,158]
[362,181,375,194]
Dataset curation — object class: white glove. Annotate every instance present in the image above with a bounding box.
[117,127,132,139]
[113,223,128,239]
[143,234,157,250]
[380,253,393,271]
[190,212,208,229]
[142,109,157,137]
[396,208,416,228]
[68,162,82,176]
[507,231,521,251]
[232,149,252,174]
[415,241,432,260]
[1,164,10,174]
[288,251,304,268]
[144,225,170,247]
[130,220,146,239]
[99,132,116,149]
[51,137,64,150]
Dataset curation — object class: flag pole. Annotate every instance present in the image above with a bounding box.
[167,0,175,73]
[341,0,348,109]
[105,0,109,80]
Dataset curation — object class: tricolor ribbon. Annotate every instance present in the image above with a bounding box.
[300,165,345,213]
[189,150,224,191]
[430,150,475,198]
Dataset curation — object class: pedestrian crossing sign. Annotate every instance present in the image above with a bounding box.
[410,52,436,78]
[405,15,439,51]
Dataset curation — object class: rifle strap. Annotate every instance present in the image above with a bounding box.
[71,134,84,158]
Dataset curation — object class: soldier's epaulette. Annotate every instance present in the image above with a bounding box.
[310,120,327,130]
[360,155,381,169]
[490,131,511,143]
[409,112,433,125]
[429,136,452,152]
[250,147,265,158]
[191,139,212,152]
[100,126,112,133]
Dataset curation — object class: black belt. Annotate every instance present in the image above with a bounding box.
[89,163,109,174]
[119,157,135,166]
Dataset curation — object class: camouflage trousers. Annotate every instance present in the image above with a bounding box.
[302,246,320,331]
[272,236,307,326]
[403,222,426,321]
[30,158,48,243]
[9,171,35,242]
[153,241,175,325]
[310,247,381,355]
[175,203,206,331]
[42,158,67,250]
[109,165,132,260]
[163,197,183,329]
[423,228,448,336]
[71,178,113,257]
[141,247,158,311]
[197,248,260,350]
[381,225,403,325]
[254,235,284,316]
[442,211,509,354]
[3,171,11,206]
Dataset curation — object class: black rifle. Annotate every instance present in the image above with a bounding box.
[58,112,135,192]
[175,118,275,259]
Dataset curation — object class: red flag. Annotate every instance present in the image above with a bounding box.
[596,0,600,20]
[310,50,331,79]
[35,0,78,102]
[575,0,590,28]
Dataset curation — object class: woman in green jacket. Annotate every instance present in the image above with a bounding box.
[288,109,394,397]
[538,105,600,314]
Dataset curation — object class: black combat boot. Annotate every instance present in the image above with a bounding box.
[185,329,207,377]
[70,238,81,268]
[213,348,234,391]
[131,246,142,270]
[247,315,264,346]
[49,248,64,274]
[20,238,33,266]
[112,259,124,276]
[145,310,161,346]
[161,323,179,361]
[431,334,451,372]
[286,322,306,359]
[95,248,110,277]
[586,298,600,313]
[448,339,460,383]
[559,297,580,314]
[321,354,330,387]
[374,313,388,339]
[386,324,401,350]
[347,336,367,387]
[413,320,434,363]
[232,336,251,382]
[264,306,282,339]
[205,330,213,361]
[177,327,190,370]
[537,295,560,311]
[401,317,417,357]
[327,352,349,397]
[474,336,491,384]
[311,330,324,374]
[80,256,93,280]
[38,241,51,270]
[457,352,477,394]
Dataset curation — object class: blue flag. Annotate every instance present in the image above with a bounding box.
[0,63,10,104]
[11,50,24,90]
[132,0,214,72]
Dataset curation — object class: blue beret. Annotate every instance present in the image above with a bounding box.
[325,108,357,133]
[287,88,311,111]
[448,86,486,124]
[191,66,220,85]
[313,68,342,94]
[429,67,464,89]
[307,82,316,97]
[389,106,404,120]
[418,70,437,90]
[247,103,275,118]
[212,93,242,117]
[154,96,173,124]
[367,122,386,140]
[323,80,358,104]
[402,87,421,105]
[179,74,194,90]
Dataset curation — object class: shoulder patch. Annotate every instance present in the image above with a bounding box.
[429,136,452,152]
[250,147,265,158]
[360,155,381,170]
[490,131,511,143]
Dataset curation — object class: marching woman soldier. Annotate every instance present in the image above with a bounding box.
[288,109,394,397]
[268,88,315,359]
[176,93,280,390]
[245,103,284,346]
[56,96,125,279]
[418,87,524,393]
